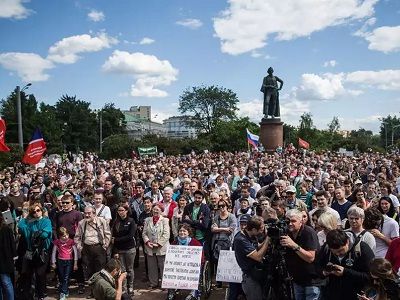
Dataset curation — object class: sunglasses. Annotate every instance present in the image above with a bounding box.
[34,209,41,213]
[62,201,71,204]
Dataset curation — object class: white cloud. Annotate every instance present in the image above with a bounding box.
[88,10,105,22]
[323,60,337,67]
[363,26,400,53]
[296,73,346,100]
[346,70,400,90]
[0,52,54,82]
[139,37,155,45]
[0,0,32,19]
[176,18,203,29]
[47,32,118,64]
[213,0,378,55]
[237,98,309,125]
[102,50,179,98]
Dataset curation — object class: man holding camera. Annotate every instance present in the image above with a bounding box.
[316,229,374,300]
[280,209,321,300]
[89,258,129,300]
[233,216,269,300]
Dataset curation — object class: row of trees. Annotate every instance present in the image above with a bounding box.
[0,85,395,163]
[0,90,126,153]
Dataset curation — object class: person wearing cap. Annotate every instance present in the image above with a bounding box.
[285,185,307,211]
[233,216,269,300]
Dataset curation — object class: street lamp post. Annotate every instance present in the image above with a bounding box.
[16,83,31,149]
[382,121,388,152]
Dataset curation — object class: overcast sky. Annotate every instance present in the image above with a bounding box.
[0,0,399,132]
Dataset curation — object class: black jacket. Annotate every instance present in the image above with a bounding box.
[0,224,17,274]
[316,241,375,300]
[112,217,137,251]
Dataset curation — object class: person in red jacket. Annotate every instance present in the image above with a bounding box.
[167,224,203,300]
[385,237,400,274]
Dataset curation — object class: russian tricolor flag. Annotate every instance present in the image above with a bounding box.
[22,128,47,165]
[246,128,259,149]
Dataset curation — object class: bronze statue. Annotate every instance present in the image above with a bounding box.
[260,67,283,118]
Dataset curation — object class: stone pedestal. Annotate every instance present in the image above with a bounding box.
[259,118,283,152]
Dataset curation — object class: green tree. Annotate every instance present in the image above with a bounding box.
[208,117,258,152]
[327,116,340,133]
[178,85,239,134]
[0,89,39,145]
[55,95,97,152]
[36,103,63,153]
[283,124,297,146]
[100,103,127,139]
[297,112,317,146]
[380,115,400,150]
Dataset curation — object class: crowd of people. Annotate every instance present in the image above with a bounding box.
[0,149,399,300]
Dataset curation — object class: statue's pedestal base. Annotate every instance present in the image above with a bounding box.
[259,118,283,152]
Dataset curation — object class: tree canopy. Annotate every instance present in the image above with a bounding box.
[178,85,239,134]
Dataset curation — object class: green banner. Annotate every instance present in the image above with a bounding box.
[138,146,158,156]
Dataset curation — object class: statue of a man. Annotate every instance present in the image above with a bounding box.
[260,67,283,118]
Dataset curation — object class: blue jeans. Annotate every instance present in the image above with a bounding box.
[0,273,14,300]
[57,259,73,295]
[293,282,320,300]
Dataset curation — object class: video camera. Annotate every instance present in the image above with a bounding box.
[265,218,289,241]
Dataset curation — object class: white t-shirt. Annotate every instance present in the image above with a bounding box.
[95,205,112,222]
[375,215,400,258]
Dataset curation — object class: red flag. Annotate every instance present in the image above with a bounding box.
[22,128,47,164]
[0,117,10,152]
[298,137,310,149]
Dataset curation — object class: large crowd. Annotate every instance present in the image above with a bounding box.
[0,149,399,300]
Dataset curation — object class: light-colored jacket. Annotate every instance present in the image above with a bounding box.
[74,217,111,251]
[142,216,170,256]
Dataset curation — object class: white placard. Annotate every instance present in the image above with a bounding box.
[161,245,202,290]
[216,250,243,283]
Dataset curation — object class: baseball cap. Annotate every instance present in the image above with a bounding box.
[286,185,296,193]
[239,214,250,223]
[354,179,363,185]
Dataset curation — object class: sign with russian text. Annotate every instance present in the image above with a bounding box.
[216,250,243,283]
[161,245,202,290]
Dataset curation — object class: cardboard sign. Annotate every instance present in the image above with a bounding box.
[216,250,243,283]
[162,245,202,290]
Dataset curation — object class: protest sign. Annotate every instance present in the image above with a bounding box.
[161,245,202,290]
[216,250,243,283]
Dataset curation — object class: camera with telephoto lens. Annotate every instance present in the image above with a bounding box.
[265,218,289,240]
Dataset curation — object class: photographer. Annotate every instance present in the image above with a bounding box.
[317,229,375,300]
[233,216,269,300]
[89,258,129,300]
[280,209,322,300]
